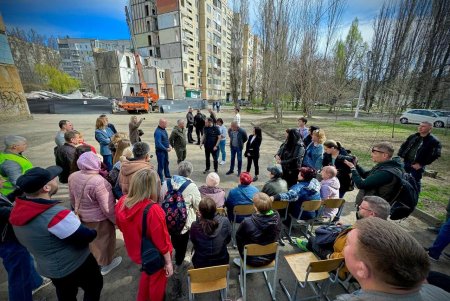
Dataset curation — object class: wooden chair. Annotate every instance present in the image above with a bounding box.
[287,200,323,241]
[319,199,345,224]
[216,207,227,217]
[187,264,230,301]
[232,204,256,248]
[272,201,290,246]
[279,252,345,301]
[238,242,279,301]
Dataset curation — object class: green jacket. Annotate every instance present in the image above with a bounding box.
[0,152,33,195]
[353,157,403,205]
[169,126,187,150]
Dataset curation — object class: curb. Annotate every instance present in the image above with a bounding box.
[411,208,442,226]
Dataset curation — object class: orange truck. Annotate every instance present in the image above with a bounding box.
[118,53,159,113]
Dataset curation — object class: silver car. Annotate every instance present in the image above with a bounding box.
[399,109,448,128]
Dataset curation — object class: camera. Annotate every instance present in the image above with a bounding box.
[336,154,357,165]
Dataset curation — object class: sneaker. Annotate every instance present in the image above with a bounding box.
[101,256,122,276]
[32,277,52,295]
[219,161,226,165]
[226,170,233,175]
[427,226,440,234]
[295,238,309,252]
[203,169,209,174]
[253,176,258,182]
[233,258,241,267]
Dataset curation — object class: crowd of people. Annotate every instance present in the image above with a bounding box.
[0,108,448,301]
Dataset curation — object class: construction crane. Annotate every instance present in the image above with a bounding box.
[118,5,159,113]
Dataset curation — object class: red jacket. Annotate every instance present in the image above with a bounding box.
[115,196,172,264]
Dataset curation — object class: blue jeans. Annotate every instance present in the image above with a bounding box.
[428,218,450,260]
[404,161,424,191]
[156,150,171,182]
[0,240,43,301]
[229,146,242,174]
[103,154,113,172]
[219,140,226,161]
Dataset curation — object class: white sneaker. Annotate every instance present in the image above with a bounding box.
[32,277,52,295]
[219,161,226,165]
[101,256,122,276]
[233,257,241,267]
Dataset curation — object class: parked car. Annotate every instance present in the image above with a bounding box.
[399,109,449,128]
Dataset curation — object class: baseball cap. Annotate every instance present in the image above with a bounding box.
[16,166,62,194]
[267,165,283,177]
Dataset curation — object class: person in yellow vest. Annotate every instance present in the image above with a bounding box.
[0,135,33,195]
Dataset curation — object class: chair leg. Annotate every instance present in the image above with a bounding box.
[232,222,236,248]
[279,278,295,301]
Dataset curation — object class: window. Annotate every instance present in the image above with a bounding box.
[160,86,166,96]
[207,4,212,13]
[145,5,149,16]
[148,35,152,46]
[149,49,153,57]
[126,56,131,68]
[183,61,188,68]
[147,21,151,31]
[152,9,156,15]
[184,73,188,81]
[159,71,165,79]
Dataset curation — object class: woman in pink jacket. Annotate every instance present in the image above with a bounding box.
[68,151,122,275]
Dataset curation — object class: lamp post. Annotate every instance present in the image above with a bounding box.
[354,50,372,118]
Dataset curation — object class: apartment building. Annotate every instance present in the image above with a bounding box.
[57,38,131,79]
[129,0,233,100]
[241,27,262,102]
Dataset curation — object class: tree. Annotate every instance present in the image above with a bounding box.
[35,64,80,94]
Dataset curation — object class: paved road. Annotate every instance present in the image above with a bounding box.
[0,109,449,300]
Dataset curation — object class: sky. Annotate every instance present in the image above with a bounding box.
[0,0,386,44]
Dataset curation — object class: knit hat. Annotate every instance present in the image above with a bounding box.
[206,172,220,187]
[239,172,253,185]
[267,165,283,177]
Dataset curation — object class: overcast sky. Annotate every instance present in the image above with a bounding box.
[1,0,386,45]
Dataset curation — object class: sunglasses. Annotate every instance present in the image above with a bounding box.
[371,148,385,154]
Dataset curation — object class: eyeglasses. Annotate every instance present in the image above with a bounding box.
[358,205,373,212]
[371,148,385,154]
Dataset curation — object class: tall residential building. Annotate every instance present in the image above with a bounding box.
[57,38,131,79]
[241,26,261,101]
[129,0,233,100]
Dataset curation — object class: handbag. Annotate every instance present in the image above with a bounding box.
[140,203,166,275]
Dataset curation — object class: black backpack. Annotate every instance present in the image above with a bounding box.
[382,168,419,220]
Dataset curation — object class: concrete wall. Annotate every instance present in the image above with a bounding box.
[0,13,31,122]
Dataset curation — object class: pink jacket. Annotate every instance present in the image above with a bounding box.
[68,152,116,223]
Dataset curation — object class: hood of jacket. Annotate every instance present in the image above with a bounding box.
[77,152,101,171]
[120,160,151,177]
[170,175,190,190]
[199,185,224,195]
[304,178,321,194]
[251,211,280,232]
[9,197,61,226]
[321,177,340,190]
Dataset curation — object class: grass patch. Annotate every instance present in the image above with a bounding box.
[242,107,264,114]
[257,115,450,219]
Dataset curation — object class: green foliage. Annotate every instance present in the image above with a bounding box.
[35,64,80,94]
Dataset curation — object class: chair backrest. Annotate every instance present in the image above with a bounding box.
[216,207,227,216]
[301,200,323,211]
[233,204,255,216]
[188,264,229,293]
[272,201,289,210]
[245,242,278,257]
[322,198,345,209]
[308,257,344,273]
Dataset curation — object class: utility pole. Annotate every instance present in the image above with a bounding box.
[355,50,371,118]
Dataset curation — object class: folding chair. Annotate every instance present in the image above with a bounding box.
[238,242,279,301]
[232,204,256,248]
[287,200,323,242]
[187,264,230,301]
[216,207,227,217]
[272,201,289,246]
[319,199,345,224]
[279,252,344,301]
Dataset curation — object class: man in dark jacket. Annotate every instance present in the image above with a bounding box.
[9,166,102,300]
[0,178,48,301]
[201,118,221,174]
[261,165,288,197]
[55,130,80,183]
[194,109,206,145]
[186,107,195,143]
[226,121,248,176]
[344,142,403,206]
[398,121,441,190]
[154,119,172,182]
[235,192,281,267]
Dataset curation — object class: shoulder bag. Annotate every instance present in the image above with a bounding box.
[141,203,166,275]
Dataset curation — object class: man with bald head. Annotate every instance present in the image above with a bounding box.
[398,121,441,191]
[154,119,172,182]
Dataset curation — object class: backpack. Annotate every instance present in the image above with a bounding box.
[382,168,419,220]
[162,179,191,235]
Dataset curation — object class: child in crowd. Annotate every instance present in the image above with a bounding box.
[320,166,340,218]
